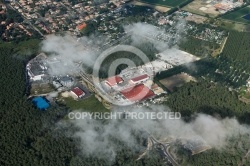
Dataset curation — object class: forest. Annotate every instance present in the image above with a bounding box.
[165,80,250,123]
[179,37,220,57]
[178,134,250,165]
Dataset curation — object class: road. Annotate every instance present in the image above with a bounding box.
[149,136,179,166]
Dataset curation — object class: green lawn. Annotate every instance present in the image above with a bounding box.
[221,6,250,24]
[138,0,186,7]
[64,95,108,112]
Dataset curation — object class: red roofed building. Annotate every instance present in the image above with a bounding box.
[131,74,149,84]
[71,87,85,98]
[120,84,155,102]
[106,76,123,87]
[77,23,87,31]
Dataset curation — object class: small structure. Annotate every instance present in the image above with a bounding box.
[60,76,74,87]
[106,76,123,87]
[130,74,149,84]
[71,87,85,98]
[77,23,87,31]
[32,97,50,110]
[53,80,62,89]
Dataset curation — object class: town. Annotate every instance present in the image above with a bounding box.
[1,0,250,166]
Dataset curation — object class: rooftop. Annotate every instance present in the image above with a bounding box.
[131,74,149,83]
[106,76,123,87]
[71,87,85,97]
[120,84,155,102]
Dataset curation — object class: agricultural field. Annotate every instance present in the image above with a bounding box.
[182,0,220,17]
[62,95,108,112]
[221,31,250,71]
[138,0,187,7]
[131,1,170,12]
[215,31,250,87]
[221,6,250,24]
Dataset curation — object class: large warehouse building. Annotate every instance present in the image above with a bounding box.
[120,84,155,102]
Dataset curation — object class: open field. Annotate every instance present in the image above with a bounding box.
[137,0,187,7]
[221,6,250,24]
[30,83,54,95]
[131,1,170,12]
[182,0,220,17]
[215,19,248,31]
[185,14,207,23]
[159,73,196,92]
[63,95,108,112]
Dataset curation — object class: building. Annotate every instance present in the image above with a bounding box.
[71,87,85,98]
[26,54,49,82]
[120,84,155,102]
[52,80,62,90]
[60,76,74,87]
[27,61,47,81]
[32,97,50,110]
[106,76,123,87]
[77,23,87,31]
[130,74,149,84]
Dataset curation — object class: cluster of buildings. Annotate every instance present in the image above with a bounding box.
[213,0,244,13]
[98,57,196,106]
[52,75,74,91]
[27,53,87,103]
[157,11,226,45]
[7,0,127,35]
[0,3,37,41]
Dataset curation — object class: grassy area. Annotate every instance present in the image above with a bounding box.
[221,6,250,24]
[64,95,109,112]
[30,84,55,95]
[182,0,220,18]
[14,39,41,57]
[215,19,247,31]
[138,0,186,7]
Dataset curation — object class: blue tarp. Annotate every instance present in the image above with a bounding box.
[32,97,50,110]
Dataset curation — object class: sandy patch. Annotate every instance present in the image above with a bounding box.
[131,0,170,12]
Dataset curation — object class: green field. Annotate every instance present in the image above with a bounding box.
[64,95,108,112]
[221,6,250,24]
[138,0,187,7]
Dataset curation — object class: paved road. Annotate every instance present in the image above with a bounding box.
[149,136,179,166]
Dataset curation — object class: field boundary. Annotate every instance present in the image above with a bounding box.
[137,0,172,8]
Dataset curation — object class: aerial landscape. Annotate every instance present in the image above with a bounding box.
[1,0,250,165]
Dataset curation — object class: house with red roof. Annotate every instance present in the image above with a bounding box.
[106,76,123,87]
[77,23,87,31]
[71,87,85,98]
[120,84,155,102]
[130,74,149,84]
